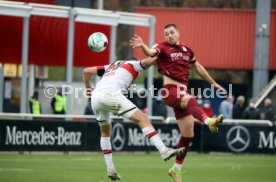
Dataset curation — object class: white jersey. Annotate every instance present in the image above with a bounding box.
[92,60,144,123]
[95,60,145,91]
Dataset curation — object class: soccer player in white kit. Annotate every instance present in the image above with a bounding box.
[83,57,184,181]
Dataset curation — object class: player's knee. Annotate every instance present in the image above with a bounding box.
[189,132,194,138]
[101,132,110,137]
[180,125,194,138]
[100,130,111,137]
[100,124,112,137]
[180,127,194,137]
[136,112,149,123]
[130,110,148,123]
[181,132,194,138]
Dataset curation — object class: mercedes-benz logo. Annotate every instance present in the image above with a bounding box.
[227,125,250,152]
[111,123,126,151]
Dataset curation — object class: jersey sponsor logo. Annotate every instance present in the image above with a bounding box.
[227,125,250,152]
[170,52,189,61]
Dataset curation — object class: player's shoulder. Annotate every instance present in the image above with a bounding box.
[124,60,144,72]
[115,60,125,64]
[179,43,193,52]
[125,60,138,65]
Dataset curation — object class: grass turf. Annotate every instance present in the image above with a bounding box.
[0,152,275,182]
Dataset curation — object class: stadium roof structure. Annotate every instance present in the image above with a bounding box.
[0,0,156,116]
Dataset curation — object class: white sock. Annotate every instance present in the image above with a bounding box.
[100,137,115,171]
[204,117,210,125]
[142,127,167,153]
[174,162,183,170]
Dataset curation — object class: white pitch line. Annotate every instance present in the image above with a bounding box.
[0,168,33,172]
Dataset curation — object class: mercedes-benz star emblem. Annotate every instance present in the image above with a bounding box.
[111,123,126,151]
[226,125,250,152]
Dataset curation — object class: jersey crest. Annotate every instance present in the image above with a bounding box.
[182,46,187,52]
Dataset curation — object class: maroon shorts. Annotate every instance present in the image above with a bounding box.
[161,84,190,119]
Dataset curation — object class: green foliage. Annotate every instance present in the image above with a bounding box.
[134,67,161,84]
[47,67,82,82]
[48,66,65,81]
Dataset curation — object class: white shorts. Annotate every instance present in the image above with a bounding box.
[91,88,138,126]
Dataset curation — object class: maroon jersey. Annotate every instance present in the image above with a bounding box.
[154,42,195,86]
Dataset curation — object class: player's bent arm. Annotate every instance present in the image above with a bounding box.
[83,67,97,91]
[192,61,217,85]
[192,61,225,93]
[140,43,158,57]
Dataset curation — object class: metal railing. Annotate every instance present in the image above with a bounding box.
[254,75,276,108]
[0,113,165,122]
[0,0,156,116]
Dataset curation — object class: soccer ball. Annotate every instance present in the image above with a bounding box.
[88,32,108,52]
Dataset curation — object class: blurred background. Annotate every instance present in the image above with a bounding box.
[0,0,275,119]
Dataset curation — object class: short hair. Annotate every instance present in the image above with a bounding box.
[164,24,178,30]
[237,95,245,102]
[33,91,39,96]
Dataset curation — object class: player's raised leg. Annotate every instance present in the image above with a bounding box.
[129,110,185,161]
[206,114,224,133]
[181,96,224,133]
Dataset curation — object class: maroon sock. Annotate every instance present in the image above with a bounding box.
[187,98,208,123]
[176,137,193,164]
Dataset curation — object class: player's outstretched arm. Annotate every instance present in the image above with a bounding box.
[83,67,97,96]
[192,61,225,93]
[140,57,157,69]
[129,34,157,57]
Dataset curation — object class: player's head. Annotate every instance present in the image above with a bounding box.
[163,24,180,45]
[33,91,39,99]
[264,98,272,107]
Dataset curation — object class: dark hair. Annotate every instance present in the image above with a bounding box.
[33,91,39,96]
[164,24,178,29]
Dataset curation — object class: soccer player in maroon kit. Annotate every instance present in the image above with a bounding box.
[130,24,224,182]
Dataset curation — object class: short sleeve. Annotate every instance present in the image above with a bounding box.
[185,46,196,64]
[152,43,163,56]
[96,65,109,76]
[128,61,144,73]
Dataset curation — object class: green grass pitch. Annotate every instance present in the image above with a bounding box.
[0,152,275,182]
